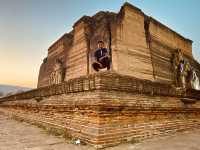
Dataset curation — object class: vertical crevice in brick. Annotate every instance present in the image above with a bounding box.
[107,20,112,71]
[86,33,91,75]
[144,16,156,80]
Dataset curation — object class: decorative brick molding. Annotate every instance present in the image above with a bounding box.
[0,72,199,103]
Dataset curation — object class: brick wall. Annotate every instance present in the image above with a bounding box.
[37,2,199,88]
[1,72,200,148]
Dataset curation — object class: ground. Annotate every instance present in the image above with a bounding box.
[0,114,200,150]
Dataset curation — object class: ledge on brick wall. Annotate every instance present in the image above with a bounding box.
[0,71,200,103]
[186,89,200,100]
[181,98,197,104]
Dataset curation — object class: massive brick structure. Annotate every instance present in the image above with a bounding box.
[37,3,200,88]
[1,3,200,149]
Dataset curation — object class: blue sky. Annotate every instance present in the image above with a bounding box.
[0,0,199,88]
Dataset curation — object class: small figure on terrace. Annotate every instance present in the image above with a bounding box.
[92,41,111,72]
[49,58,65,85]
[190,69,200,90]
[173,49,184,86]
[178,60,191,88]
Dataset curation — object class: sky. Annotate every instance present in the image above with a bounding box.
[0,0,200,88]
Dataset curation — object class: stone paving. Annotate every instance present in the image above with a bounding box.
[1,113,200,150]
[107,130,200,150]
[0,114,93,150]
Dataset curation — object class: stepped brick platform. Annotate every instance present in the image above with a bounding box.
[1,72,200,148]
[1,2,200,149]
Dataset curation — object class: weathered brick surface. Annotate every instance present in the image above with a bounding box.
[2,2,200,149]
[37,2,200,88]
[1,72,200,148]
